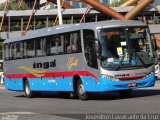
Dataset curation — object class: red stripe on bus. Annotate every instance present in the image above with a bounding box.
[4,71,98,81]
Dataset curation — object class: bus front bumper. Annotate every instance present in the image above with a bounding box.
[84,74,155,92]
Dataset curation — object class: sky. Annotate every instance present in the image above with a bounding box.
[0,0,6,4]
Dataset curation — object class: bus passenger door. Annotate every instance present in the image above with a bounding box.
[83,30,98,90]
[83,30,98,69]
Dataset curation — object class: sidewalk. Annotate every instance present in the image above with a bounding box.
[0,84,4,90]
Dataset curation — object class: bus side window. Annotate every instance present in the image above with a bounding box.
[36,37,46,56]
[65,31,81,54]
[20,42,24,58]
[70,31,81,53]
[9,43,16,60]
[83,30,98,69]
[16,42,21,59]
[50,36,58,55]
[26,40,35,58]
[46,36,51,56]
[56,37,63,54]
[24,41,27,58]
[9,44,12,60]
[4,44,9,60]
[59,35,64,54]
[65,33,71,54]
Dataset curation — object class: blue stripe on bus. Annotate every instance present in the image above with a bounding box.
[4,74,155,92]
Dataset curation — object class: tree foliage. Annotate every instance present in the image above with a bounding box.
[0,0,28,11]
[109,0,125,7]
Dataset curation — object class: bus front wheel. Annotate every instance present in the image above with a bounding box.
[119,89,132,98]
[77,80,89,100]
[24,80,35,98]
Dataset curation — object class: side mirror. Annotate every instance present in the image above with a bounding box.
[94,40,101,57]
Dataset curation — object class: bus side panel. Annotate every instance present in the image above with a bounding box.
[28,77,73,91]
[81,76,97,92]
[4,53,87,92]
[5,78,24,91]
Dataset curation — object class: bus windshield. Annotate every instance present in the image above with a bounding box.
[99,26,155,71]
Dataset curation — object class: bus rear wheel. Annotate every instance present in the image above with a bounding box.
[119,89,132,98]
[77,80,89,100]
[24,80,35,98]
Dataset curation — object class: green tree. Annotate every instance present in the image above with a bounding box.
[0,0,28,11]
[109,0,125,7]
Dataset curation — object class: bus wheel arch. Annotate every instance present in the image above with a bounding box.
[72,75,80,98]
[23,77,34,98]
[73,75,89,100]
[22,76,28,91]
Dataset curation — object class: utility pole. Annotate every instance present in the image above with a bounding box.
[57,0,63,25]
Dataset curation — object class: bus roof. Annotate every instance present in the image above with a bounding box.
[4,20,147,43]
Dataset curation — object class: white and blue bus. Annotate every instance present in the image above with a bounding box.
[3,20,156,100]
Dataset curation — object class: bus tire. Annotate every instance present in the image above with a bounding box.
[24,80,35,98]
[119,89,132,98]
[77,80,89,100]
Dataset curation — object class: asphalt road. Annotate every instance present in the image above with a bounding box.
[1,81,160,120]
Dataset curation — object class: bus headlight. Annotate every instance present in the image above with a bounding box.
[101,75,120,81]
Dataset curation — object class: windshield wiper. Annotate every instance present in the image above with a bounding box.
[114,55,125,71]
[115,49,147,71]
[134,52,147,68]
[131,50,147,68]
